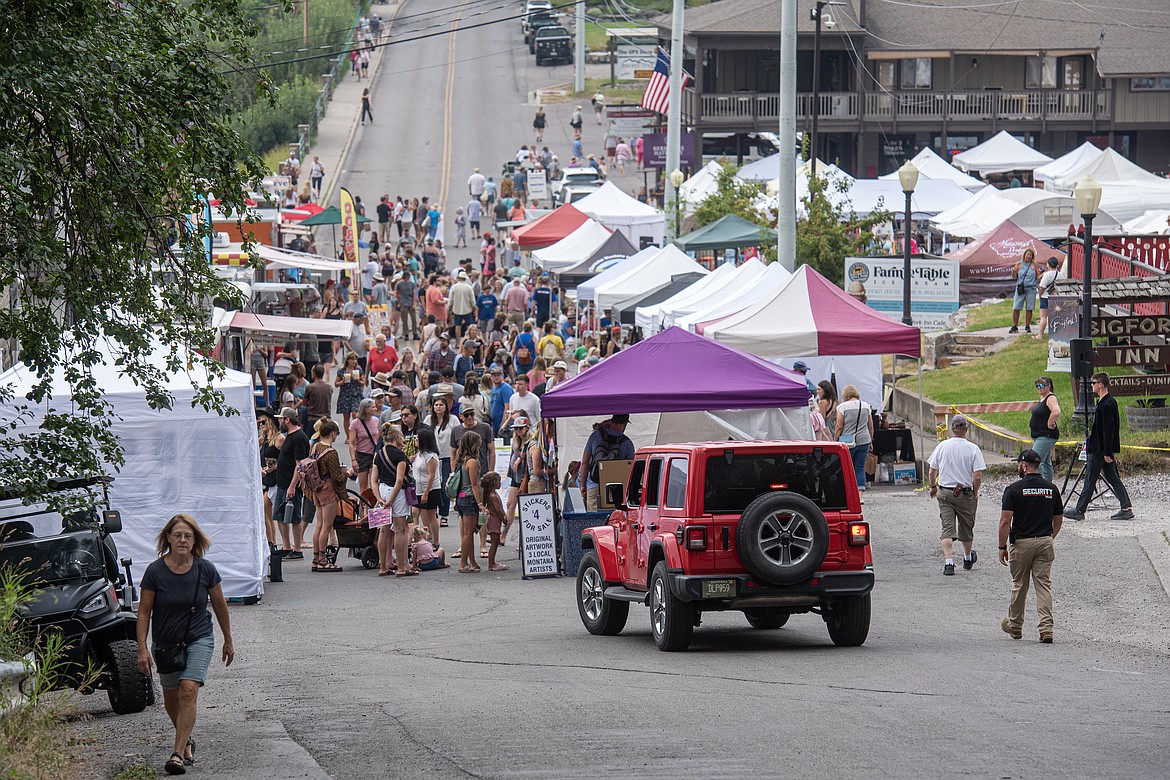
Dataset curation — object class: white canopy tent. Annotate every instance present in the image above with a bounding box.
[575,245,659,302]
[846,178,975,218]
[1049,147,1161,192]
[1033,141,1104,188]
[929,186,1123,239]
[679,160,727,212]
[593,245,709,311]
[1097,180,1170,223]
[530,219,612,272]
[1122,209,1170,235]
[634,262,735,334]
[879,147,985,192]
[573,182,666,247]
[660,257,769,331]
[0,342,266,599]
[676,261,792,333]
[951,131,1053,175]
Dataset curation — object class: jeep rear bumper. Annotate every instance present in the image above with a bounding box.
[667,570,874,606]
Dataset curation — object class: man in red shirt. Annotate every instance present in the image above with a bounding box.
[425,279,450,331]
[367,333,398,378]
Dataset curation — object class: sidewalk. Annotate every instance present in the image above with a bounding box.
[310,3,401,211]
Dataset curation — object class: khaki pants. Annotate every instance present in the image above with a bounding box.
[506,310,525,330]
[938,489,977,541]
[585,487,600,512]
[1007,536,1055,634]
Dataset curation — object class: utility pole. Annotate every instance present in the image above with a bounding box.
[664,0,684,241]
[777,0,797,271]
[303,0,310,46]
[574,0,585,93]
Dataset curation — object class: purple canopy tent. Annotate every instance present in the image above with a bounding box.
[542,327,811,418]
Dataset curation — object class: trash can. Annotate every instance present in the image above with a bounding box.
[561,511,612,577]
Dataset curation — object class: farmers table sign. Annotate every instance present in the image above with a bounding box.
[518,493,559,579]
[846,257,959,331]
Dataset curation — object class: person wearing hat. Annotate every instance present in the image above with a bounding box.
[449,270,476,339]
[423,330,456,377]
[535,360,568,397]
[274,407,311,558]
[579,414,635,512]
[998,449,1065,643]
[791,360,816,396]
[928,414,986,576]
[367,336,398,382]
[370,273,390,307]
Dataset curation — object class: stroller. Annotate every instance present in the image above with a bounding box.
[326,488,380,569]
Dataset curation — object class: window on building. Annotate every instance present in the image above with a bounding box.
[1131,77,1170,91]
[876,61,896,90]
[1062,58,1083,89]
[899,58,932,89]
[1026,56,1057,88]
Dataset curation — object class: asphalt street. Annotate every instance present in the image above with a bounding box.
[75,483,1170,779]
[68,2,1170,776]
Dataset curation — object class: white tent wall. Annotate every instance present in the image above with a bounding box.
[0,357,265,600]
[557,408,814,511]
[771,354,883,411]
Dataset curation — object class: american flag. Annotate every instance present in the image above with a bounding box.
[640,47,692,115]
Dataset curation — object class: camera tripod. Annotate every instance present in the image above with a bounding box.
[1060,441,1118,513]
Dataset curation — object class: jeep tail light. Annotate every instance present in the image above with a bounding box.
[768,483,789,490]
[685,526,708,551]
[848,523,870,546]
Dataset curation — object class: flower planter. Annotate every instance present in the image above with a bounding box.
[1127,403,1170,432]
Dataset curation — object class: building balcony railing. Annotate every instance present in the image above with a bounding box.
[687,89,1110,125]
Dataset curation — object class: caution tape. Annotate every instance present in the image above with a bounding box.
[942,405,1170,454]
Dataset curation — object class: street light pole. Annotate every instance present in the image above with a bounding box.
[1074,176,1102,426]
[810,2,822,177]
[669,168,684,242]
[898,160,919,326]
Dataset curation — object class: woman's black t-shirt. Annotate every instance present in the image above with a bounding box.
[141,557,222,647]
[374,444,409,487]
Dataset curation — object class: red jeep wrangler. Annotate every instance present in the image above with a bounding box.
[576,441,873,651]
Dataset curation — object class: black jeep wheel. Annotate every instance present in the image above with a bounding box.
[826,594,871,647]
[736,492,829,586]
[106,639,149,714]
[361,546,379,570]
[649,561,694,651]
[577,552,628,635]
[743,608,790,630]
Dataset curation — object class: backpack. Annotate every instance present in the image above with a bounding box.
[295,450,327,495]
[541,336,560,361]
[445,464,464,499]
[516,333,534,363]
[588,432,625,483]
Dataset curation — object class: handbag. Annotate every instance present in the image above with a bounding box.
[839,405,862,446]
[154,560,202,674]
[445,463,464,499]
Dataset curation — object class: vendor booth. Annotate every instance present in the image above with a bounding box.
[676,261,792,333]
[0,343,266,600]
[930,186,1123,240]
[947,219,1067,304]
[552,230,638,291]
[531,220,614,272]
[951,130,1053,176]
[879,147,985,192]
[573,182,667,247]
[1033,141,1103,189]
[591,245,709,311]
[656,257,769,333]
[610,273,707,326]
[635,262,736,335]
[704,264,922,410]
[674,214,778,253]
[512,204,591,250]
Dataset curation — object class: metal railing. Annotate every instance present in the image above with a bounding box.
[690,88,1109,124]
[1066,236,1169,316]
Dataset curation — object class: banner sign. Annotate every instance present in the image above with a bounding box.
[845,257,959,332]
[1094,345,1170,367]
[1047,296,1078,372]
[339,187,359,282]
[518,493,559,579]
[643,132,696,169]
[528,169,548,202]
[606,106,655,140]
[1091,315,1170,338]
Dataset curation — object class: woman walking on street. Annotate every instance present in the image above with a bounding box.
[412,427,442,545]
[304,420,350,572]
[371,423,413,576]
[425,395,455,532]
[569,105,583,140]
[136,514,234,776]
[533,107,546,142]
[835,385,874,493]
[360,88,373,125]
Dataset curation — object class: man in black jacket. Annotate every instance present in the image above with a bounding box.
[1064,372,1134,521]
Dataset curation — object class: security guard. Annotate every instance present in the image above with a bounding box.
[998,449,1064,644]
[928,414,986,576]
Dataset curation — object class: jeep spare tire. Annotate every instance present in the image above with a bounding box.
[735,492,829,586]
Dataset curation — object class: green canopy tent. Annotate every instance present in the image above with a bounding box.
[298,205,371,260]
[674,214,777,252]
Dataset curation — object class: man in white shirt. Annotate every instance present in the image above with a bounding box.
[362,256,379,298]
[927,414,987,576]
[467,168,486,198]
[448,271,477,339]
[508,374,542,424]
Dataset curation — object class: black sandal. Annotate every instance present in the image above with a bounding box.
[165,752,187,775]
[184,736,196,765]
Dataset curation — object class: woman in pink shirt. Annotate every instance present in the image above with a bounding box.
[425,278,449,329]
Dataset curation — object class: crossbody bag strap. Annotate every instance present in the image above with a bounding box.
[360,418,377,448]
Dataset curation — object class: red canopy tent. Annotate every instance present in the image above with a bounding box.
[949,218,1066,304]
[511,204,590,250]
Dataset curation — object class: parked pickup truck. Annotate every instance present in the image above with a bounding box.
[576,440,874,651]
[533,25,573,66]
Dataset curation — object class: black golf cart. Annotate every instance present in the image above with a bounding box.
[0,477,152,714]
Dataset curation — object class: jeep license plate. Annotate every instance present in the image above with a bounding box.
[702,579,736,598]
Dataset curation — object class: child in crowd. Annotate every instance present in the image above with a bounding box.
[481,471,508,571]
[410,526,448,571]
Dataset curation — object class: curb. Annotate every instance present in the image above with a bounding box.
[1138,532,1170,600]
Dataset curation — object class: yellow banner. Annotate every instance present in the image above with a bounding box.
[339,187,359,282]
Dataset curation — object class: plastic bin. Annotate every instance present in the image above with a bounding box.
[561,511,613,577]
